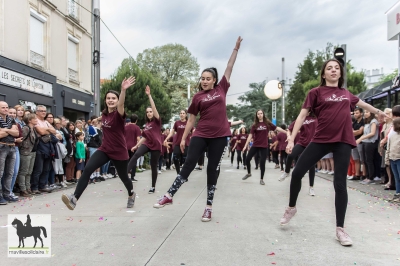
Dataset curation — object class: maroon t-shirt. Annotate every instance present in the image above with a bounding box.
[161,134,167,154]
[288,121,301,145]
[230,136,238,147]
[303,86,359,147]
[277,132,287,151]
[173,120,191,147]
[236,134,248,151]
[125,123,141,150]
[271,136,278,151]
[172,134,177,150]
[188,76,231,138]
[250,122,276,148]
[98,111,128,160]
[298,116,318,147]
[142,117,162,151]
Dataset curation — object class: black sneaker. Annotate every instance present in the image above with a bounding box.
[131,178,138,183]
[148,187,155,194]
[194,167,202,171]
[255,167,258,170]
[0,196,7,205]
[237,166,239,169]
[89,179,96,184]
[99,176,106,181]
[61,193,77,210]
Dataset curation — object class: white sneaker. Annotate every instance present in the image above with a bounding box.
[61,182,67,188]
[309,187,315,196]
[158,170,162,174]
[321,170,328,174]
[106,174,113,178]
[347,175,353,179]
[373,177,382,181]
[327,171,334,175]
[141,168,146,171]
[279,172,289,182]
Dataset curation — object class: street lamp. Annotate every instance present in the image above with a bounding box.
[264,80,283,125]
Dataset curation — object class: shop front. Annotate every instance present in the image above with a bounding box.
[60,84,94,122]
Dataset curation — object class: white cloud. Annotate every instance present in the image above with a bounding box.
[99,0,398,104]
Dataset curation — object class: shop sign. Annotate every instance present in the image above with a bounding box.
[0,67,53,97]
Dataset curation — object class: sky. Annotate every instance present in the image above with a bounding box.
[99,0,399,104]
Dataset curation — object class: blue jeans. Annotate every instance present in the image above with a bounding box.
[10,147,20,195]
[101,161,110,175]
[390,160,400,194]
[0,145,16,196]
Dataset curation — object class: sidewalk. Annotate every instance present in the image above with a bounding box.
[0,156,399,265]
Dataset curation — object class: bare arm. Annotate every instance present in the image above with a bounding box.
[164,128,175,146]
[224,37,243,82]
[286,108,309,153]
[353,126,364,136]
[357,100,388,120]
[146,86,160,120]
[181,115,196,144]
[229,120,243,126]
[5,125,19,137]
[132,137,147,151]
[118,76,136,116]
[0,131,8,138]
[243,133,253,151]
[276,126,287,134]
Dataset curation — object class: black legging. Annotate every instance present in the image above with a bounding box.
[158,154,164,170]
[285,144,315,186]
[362,141,379,180]
[164,152,172,169]
[173,145,188,174]
[236,150,247,166]
[230,149,235,164]
[280,150,288,171]
[289,142,352,227]
[167,137,226,205]
[272,150,279,165]
[246,147,268,179]
[127,145,160,187]
[74,150,133,199]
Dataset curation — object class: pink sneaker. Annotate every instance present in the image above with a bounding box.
[336,227,353,246]
[153,195,173,208]
[201,208,212,222]
[280,206,297,225]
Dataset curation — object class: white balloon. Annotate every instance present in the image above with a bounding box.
[264,80,282,100]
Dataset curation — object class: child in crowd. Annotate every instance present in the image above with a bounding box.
[75,132,86,180]
[386,117,400,202]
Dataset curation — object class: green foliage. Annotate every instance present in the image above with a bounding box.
[136,44,200,114]
[100,59,172,126]
[378,69,398,85]
[286,43,367,122]
[226,80,283,128]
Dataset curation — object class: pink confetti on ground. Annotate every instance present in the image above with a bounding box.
[268,252,275,256]
[99,217,104,221]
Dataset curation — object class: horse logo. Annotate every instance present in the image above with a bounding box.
[11,215,47,248]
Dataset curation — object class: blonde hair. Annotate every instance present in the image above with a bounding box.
[54,118,61,124]
[14,105,25,112]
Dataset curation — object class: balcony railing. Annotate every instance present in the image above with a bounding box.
[30,50,45,69]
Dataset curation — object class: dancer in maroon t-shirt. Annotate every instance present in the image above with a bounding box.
[62,76,136,210]
[127,85,162,194]
[242,110,287,185]
[279,113,318,196]
[125,114,141,174]
[164,110,191,174]
[230,129,239,166]
[232,127,248,170]
[153,37,243,222]
[280,59,388,246]
[276,124,289,172]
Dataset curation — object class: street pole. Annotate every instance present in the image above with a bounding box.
[93,0,101,116]
[341,44,347,88]
[281,57,285,125]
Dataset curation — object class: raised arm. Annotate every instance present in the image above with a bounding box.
[356,100,388,121]
[146,85,160,120]
[118,76,136,116]
[224,36,243,82]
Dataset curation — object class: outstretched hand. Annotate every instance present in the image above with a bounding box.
[235,36,243,50]
[145,85,151,96]
[121,76,136,90]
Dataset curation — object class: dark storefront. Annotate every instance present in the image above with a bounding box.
[0,56,93,120]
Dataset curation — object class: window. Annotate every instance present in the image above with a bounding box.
[30,9,47,68]
[68,34,79,83]
[68,0,79,20]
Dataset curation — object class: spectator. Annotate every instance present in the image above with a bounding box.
[350,107,364,180]
[0,101,20,204]
[379,108,393,187]
[74,132,85,180]
[53,118,67,188]
[277,124,288,172]
[7,107,23,200]
[383,105,400,191]
[75,120,85,136]
[31,105,56,194]
[386,117,400,202]
[357,110,379,185]
[45,112,58,190]
[14,105,25,127]
[65,122,76,183]
[17,113,38,197]
[87,116,102,183]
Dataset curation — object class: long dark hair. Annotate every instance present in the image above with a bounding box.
[197,67,219,91]
[240,127,247,134]
[253,109,273,128]
[364,111,376,124]
[319,59,345,88]
[102,90,120,115]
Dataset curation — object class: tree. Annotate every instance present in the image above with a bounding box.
[101,59,172,126]
[378,69,398,85]
[226,81,283,128]
[286,43,367,122]
[136,44,200,114]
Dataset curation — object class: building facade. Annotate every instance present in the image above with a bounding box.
[364,68,385,89]
[0,0,93,121]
